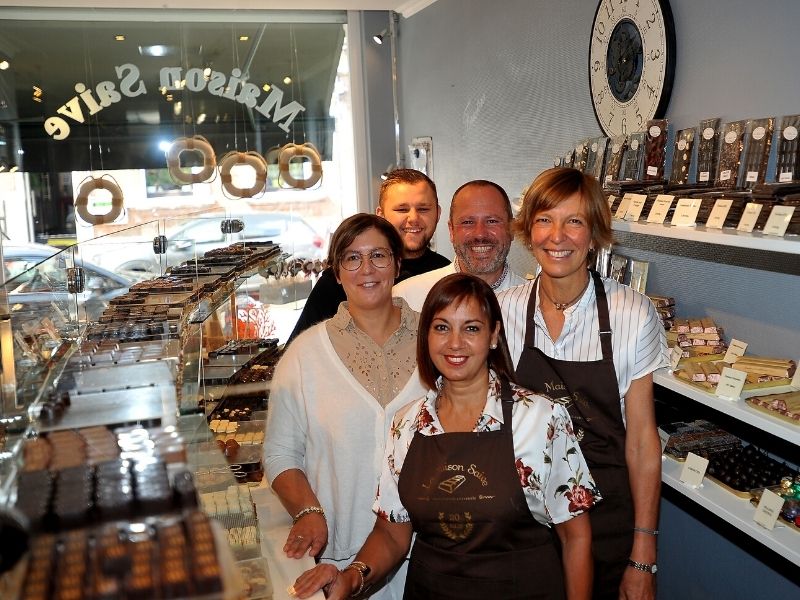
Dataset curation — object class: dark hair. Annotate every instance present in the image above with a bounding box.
[417,273,516,390]
[328,213,404,279]
[450,180,513,221]
[379,168,438,207]
[513,167,612,263]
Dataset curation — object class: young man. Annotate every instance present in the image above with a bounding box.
[392,180,525,311]
[288,169,449,342]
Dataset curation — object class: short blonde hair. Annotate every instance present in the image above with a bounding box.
[513,167,612,262]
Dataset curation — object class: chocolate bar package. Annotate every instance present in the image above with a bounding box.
[696,118,721,184]
[741,117,774,190]
[775,114,800,183]
[715,120,747,188]
[670,128,695,185]
[644,119,669,181]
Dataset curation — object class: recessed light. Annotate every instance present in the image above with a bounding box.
[139,45,175,57]
[197,113,207,124]
[166,94,173,101]
[262,83,271,92]
[283,76,292,85]
[0,60,9,70]
[115,34,125,41]
[239,35,249,42]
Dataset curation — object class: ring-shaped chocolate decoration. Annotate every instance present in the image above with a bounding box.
[74,176,124,225]
[166,136,217,184]
[279,143,323,189]
[218,151,268,198]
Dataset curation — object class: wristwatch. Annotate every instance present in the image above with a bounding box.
[627,558,658,574]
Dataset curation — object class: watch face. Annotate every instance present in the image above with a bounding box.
[589,0,675,136]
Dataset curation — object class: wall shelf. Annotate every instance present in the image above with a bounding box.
[654,371,800,446]
[662,455,800,567]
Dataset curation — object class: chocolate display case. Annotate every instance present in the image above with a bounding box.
[0,215,312,599]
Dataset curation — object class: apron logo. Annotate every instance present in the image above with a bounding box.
[438,511,473,541]
[438,475,466,494]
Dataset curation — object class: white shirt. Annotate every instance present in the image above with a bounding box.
[264,320,428,564]
[498,277,669,417]
[392,262,526,311]
[375,371,601,527]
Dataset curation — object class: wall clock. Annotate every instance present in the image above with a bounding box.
[589,0,676,137]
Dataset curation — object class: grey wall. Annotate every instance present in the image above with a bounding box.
[394,0,800,596]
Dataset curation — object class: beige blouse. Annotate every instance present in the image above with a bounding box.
[325,298,419,407]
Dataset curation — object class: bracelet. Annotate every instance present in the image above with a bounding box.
[343,561,371,597]
[633,526,659,536]
[292,505,325,525]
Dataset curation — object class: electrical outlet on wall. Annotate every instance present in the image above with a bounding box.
[409,136,433,177]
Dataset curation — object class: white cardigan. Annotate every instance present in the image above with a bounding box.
[264,321,427,563]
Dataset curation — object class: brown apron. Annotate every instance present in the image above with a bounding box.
[515,271,633,600]
[398,379,565,600]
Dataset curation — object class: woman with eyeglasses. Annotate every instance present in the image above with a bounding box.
[265,213,427,599]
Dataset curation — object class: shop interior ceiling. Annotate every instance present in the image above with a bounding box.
[0,19,353,173]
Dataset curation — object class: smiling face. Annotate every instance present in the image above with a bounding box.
[428,296,500,387]
[529,192,593,284]
[377,181,440,259]
[336,227,398,312]
[448,185,512,284]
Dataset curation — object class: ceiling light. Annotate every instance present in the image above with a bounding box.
[262,83,270,92]
[139,44,174,57]
[239,35,249,42]
[9,165,18,173]
[203,67,212,79]
[0,60,9,70]
[372,29,387,45]
[166,94,173,101]
[283,76,292,85]
[173,101,182,116]
[197,113,207,125]
[114,34,125,41]
[158,140,172,153]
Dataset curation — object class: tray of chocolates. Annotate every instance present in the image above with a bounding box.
[704,444,799,498]
[750,476,800,532]
[18,511,226,600]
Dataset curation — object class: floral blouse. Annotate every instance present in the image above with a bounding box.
[374,371,602,526]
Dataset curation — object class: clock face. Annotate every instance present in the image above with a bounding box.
[589,0,675,137]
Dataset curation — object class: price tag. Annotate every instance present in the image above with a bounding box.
[669,345,683,370]
[670,198,702,227]
[753,488,786,531]
[746,171,759,183]
[779,171,793,183]
[607,194,616,208]
[720,169,732,181]
[763,206,796,237]
[723,339,748,364]
[647,165,658,176]
[646,195,674,223]
[698,171,710,182]
[624,194,648,221]
[736,203,763,232]
[614,194,633,220]
[715,367,747,400]
[706,199,733,229]
[679,452,709,487]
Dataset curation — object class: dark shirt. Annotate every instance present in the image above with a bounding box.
[287,248,450,343]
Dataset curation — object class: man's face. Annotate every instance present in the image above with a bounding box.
[448,185,512,283]
[377,181,440,259]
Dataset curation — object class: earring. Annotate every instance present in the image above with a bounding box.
[490,343,497,350]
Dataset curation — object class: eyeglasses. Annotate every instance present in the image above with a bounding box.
[340,248,394,271]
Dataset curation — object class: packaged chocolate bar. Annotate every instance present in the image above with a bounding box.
[696,118,721,184]
[603,135,627,184]
[715,120,747,188]
[585,137,608,181]
[621,132,647,181]
[573,139,590,172]
[644,119,669,181]
[741,117,774,189]
[669,128,695,185]
[775,114,800,183]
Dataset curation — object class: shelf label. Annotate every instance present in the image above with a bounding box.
[715,367,747,400]
[723,338,748,364]
[736,203,763,233]
[614,194,633,220]
[779,171,793,183]
[680,452,709,487]
[706,199,733,229]
[753,488,786,531]
[607,194,616,208]
[669,345,683,370]
[763,206,796,237]
[646,195,674,224]
[624,194,648,221]
[671,198,702,227]
[698,171,710,182]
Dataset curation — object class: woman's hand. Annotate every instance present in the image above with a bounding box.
[290,564,358,600]
[284,512,328,558]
